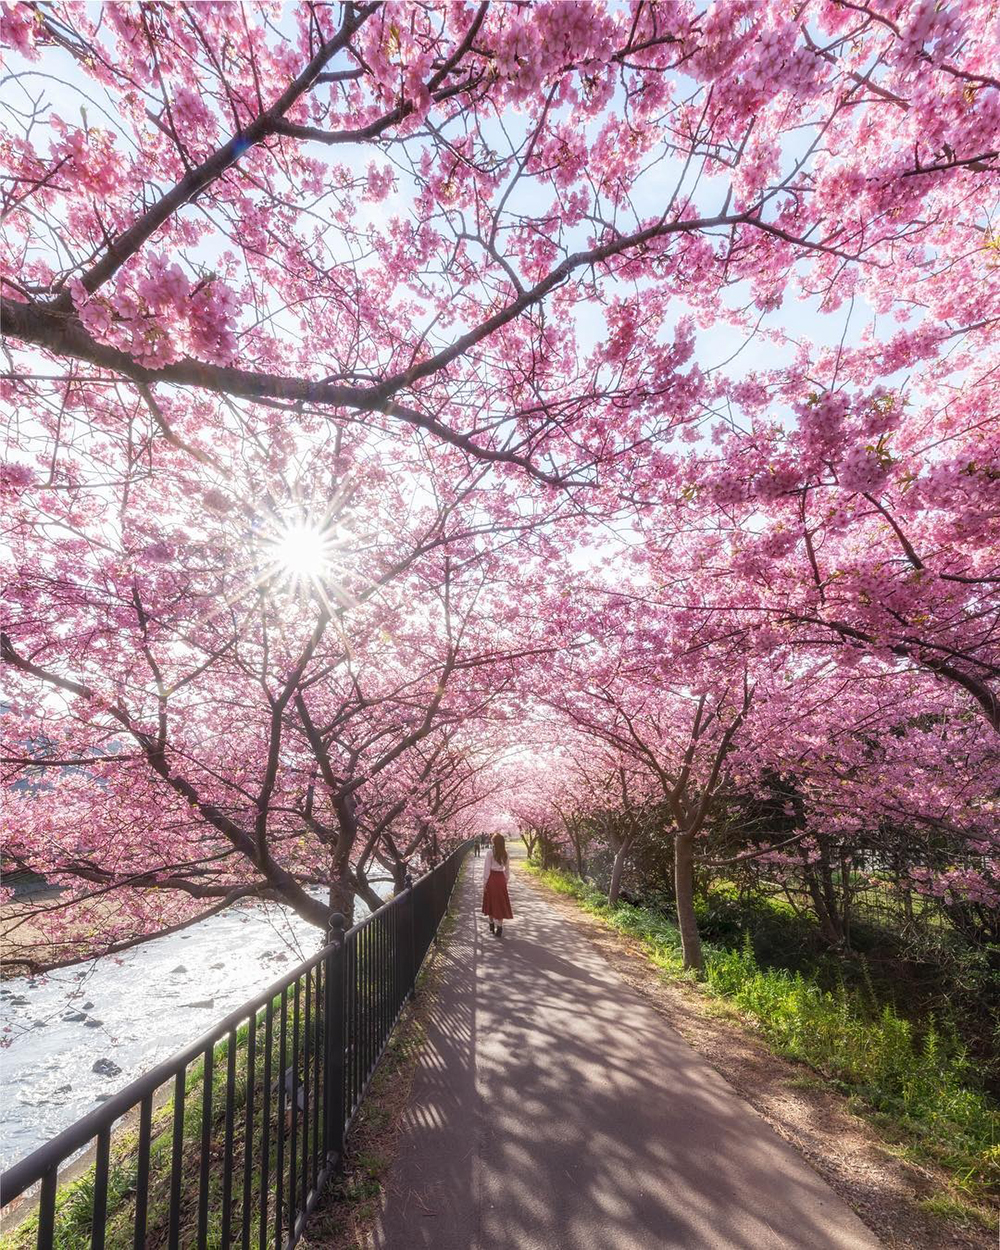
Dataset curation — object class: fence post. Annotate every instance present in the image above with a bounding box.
[324,913,346,1168]
[402,873,416,1000]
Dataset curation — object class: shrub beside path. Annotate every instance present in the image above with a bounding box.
[368,846,882,1249]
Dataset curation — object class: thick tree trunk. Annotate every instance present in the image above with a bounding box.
[674,831,705,975]
[608,840,628,906]
[819,842,842,940]
[390,858,409,896]
[353,873,385,916]
[329,791,360,925]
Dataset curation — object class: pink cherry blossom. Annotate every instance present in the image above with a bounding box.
[1,0,996,971]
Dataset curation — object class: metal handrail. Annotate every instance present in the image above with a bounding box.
[1,966,297,1200]
[0,841,471,1246]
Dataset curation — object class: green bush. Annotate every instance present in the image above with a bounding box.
[691,882,1000,1088]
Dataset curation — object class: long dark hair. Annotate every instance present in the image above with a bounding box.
[491,833,508,866]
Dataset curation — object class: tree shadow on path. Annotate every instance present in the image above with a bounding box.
[373,855,881,1250]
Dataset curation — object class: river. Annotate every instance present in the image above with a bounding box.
[0,891,384,1173]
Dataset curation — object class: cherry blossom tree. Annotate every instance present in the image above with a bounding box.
[535,598,757,971]
[3,0,997,487]
[1,426,558,969]
[3,0,999,969]
[682,357,1000,733]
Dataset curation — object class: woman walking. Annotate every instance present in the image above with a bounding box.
[482,833,514,937]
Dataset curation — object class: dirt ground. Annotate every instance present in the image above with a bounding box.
[526,869,997,1250]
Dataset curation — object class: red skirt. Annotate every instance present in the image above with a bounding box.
[482,869,514,920]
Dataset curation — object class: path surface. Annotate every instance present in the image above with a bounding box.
[371,849,881,1249]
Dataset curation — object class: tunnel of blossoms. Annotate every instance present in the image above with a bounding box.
[1,0,997,987]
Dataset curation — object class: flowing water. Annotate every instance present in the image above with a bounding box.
[0,892,382,1172]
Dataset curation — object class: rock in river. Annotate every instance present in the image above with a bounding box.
[92,1058,122,1078]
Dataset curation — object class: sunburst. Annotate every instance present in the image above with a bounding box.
[256,511,358,611]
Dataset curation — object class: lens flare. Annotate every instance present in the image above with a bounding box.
[272,522,330,579]
[250,507,359,614]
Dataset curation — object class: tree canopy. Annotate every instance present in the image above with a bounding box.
[2,0,997,973]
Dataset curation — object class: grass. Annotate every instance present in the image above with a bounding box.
[524,861,1000,1220]
[693,878,1000,1093]
[917,1194,994,1229]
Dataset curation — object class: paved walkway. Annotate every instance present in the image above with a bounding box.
[371,849,881,1249]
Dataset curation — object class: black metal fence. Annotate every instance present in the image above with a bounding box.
[0,842,470,1248]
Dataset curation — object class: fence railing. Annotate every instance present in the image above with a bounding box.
[0,842,470,1248]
